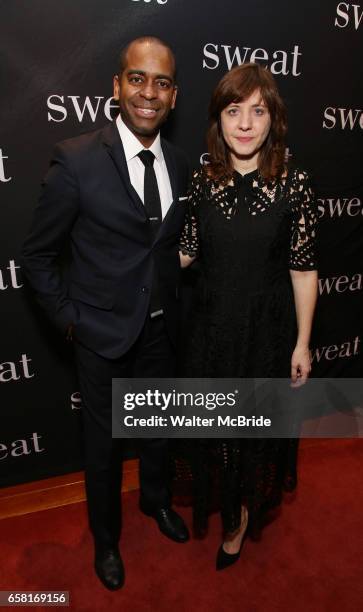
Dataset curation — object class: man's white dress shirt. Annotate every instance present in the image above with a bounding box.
[116,114,173,220]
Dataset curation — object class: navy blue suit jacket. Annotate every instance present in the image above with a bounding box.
[22,121,189,359]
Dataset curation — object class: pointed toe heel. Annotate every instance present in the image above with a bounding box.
[216,543,242,571]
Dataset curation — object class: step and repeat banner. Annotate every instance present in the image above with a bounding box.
[1,1,362,487]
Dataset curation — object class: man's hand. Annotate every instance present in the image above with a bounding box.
[66,324,74,342]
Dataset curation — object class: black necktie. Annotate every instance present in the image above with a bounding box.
[138,150,162,234]
[137,149,163,317]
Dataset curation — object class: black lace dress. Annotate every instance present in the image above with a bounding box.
[175,166,318,537]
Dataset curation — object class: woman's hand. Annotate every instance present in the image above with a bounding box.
[289,270,317,387]
[290,345,311,387]
[179,251,196,268]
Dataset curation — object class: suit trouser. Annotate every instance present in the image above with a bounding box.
[73,315,175,548]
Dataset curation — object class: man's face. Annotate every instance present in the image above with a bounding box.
[113,41,177,146]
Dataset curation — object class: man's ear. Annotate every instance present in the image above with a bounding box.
[113,75,120,101]
[171,85,178,110]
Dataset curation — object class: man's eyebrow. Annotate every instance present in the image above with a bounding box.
[126,70,173,83]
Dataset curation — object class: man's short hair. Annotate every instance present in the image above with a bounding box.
[118,36,176,81]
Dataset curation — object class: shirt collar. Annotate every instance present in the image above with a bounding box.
[116,115,163,163]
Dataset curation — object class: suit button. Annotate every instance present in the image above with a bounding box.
[141,286,149,293]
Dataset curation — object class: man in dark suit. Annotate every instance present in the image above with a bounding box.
[22,37,189,590]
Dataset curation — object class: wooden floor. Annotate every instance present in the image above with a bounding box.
[0,459,139,520]
[0,440,348,521]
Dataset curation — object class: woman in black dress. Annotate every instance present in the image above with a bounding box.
[178,63,318,570]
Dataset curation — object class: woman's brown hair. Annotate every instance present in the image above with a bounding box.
[206,63,287,183]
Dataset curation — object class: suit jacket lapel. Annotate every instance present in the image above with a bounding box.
[101,123,182,236]
[161,139,178,202]
[159,139,180,230]
[101,121,147,219]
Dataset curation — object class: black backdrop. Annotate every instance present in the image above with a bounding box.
[1,0,362,487]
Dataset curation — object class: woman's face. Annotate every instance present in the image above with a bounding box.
[220,89,271,168]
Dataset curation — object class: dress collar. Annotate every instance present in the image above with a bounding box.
[233,168,259,185]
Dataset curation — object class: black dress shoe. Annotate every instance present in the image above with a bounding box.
[140,502,190,543]
[94,548,125,590]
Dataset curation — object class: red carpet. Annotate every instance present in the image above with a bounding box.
[0,440,362,612]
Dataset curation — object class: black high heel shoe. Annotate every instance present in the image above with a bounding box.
[216,511,248,571]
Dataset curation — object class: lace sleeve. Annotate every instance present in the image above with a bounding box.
[179,169,202,257]
[289,171,318,271]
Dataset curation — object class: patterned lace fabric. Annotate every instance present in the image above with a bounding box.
[173,165,318,537]
[172,437,299,537]
[179,166,317,271]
